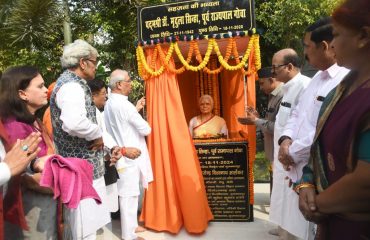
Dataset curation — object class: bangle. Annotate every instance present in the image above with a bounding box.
[294,183,315,194]
[278,135,292,146]
[120,147,126,157]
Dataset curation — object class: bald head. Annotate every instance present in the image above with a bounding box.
[272,48,301,83]
[273,48,301,69]
[109,69,129,90]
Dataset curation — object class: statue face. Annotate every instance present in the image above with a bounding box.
[199,98,213,114]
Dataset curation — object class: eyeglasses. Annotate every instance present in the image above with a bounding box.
[271,63,289,71]
[271,63,289,76]
[85,59,98,66]
[121,79,132,84]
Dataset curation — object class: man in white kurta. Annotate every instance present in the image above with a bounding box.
[279,64,349,182]
[50,40,111,240]
[268,49,311,240]
[104,69,153,240]
[88,78,143,214]
[278,18,350,183]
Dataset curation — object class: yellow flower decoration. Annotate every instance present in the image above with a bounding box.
[137,43,174,77]
[174,39,214,71]
[136,34,262,79]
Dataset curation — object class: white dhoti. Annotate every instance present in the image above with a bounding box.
[117,159,140,240]
[106,183,119,213]
[270,166,315,240]
[64,177,111,239]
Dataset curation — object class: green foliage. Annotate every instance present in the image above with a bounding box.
[254,0,341,116]
[69,0,161,72]
[255,0,342,66]
[128,79,145,104]
[68,0,160,101]
[253,151,270,183]
[0,0,64,84]
[2,0,62,48]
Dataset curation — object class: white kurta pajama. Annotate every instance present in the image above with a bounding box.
[104,93,153,240]
[269,73,311,239]
[282,64,350,182]
[55,82,111,239]
[96,108,119,213]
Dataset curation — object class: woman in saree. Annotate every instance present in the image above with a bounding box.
[189,94,228,139]
[0,66,57,239]
[297,0,370,239]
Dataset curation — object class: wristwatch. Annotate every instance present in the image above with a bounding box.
[278,135,292,146]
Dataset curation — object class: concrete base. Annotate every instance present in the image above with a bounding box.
[97,183,277,240]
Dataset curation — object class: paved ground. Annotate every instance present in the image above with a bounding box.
[97,183,277,240]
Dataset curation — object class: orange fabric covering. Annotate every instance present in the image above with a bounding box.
[47,82,56,101]
[140,46,213,234]
[177,68,198,123]
[42,107,53,140]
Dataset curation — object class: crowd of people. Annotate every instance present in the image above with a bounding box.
[239,0,370,239]
[0,0,368,239]
[0,38,150,240]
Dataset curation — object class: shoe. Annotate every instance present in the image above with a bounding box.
[268,228,279,236]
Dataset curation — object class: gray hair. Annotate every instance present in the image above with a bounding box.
[60,39,99,69]
[199,94,214,108]
[108,69,129,89]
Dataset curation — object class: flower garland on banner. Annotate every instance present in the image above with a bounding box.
[254,35,261,71]
[175,39,214,72]
[195,38,234,75]
[213,35,255,71]
[136,34,261,80]
[136,42,174,78]
[158,41,194,74]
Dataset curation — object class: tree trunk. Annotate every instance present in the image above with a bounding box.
[62,0,72,44]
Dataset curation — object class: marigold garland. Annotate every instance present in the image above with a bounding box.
[195,38,233,75]
[213,35,257,71]
[157,41,194,74]
[137,43,174,77]
[175,39,214,72]
[254,35,261,71]
[136,34,261,79]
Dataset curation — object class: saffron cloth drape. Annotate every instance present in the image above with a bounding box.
[140,46,213,234]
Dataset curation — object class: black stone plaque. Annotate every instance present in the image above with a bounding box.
[195,141,253,222]
[137,0,255,42]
